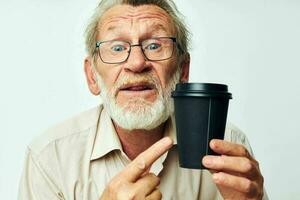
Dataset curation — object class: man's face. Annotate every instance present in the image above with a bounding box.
[89,4,188,130]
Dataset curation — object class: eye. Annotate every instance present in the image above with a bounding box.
[111,45,126,52]
[145,43,161,50]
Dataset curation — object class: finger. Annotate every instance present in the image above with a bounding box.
[121,137,173,182]
[212,172,259,195]
[208,169,218,174]
[134,173,160,196]
[210,139,251,158]
[202,155,259,177]
[145,189,162,200]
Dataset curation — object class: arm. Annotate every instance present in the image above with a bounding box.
[18,149,65,200]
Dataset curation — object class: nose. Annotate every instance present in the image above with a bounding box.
[123,45,150,73]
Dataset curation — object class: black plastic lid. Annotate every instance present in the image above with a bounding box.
[171,83,232,98]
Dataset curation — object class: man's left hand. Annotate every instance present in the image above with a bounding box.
[202,139,264,200]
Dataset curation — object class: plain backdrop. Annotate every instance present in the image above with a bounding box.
[1,0,299,199]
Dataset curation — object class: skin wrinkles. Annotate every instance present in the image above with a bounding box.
[95,4,178,94]
[83,4,265,200]
[102,23,171,43]
[103,17,172,40]
[99,4,171,27]
[98,5,175,41]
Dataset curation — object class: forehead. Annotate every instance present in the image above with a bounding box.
[98,4,175,39]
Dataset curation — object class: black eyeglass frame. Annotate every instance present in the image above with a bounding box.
[94,37,177,64]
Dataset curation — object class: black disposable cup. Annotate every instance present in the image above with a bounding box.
[171,83,232,169]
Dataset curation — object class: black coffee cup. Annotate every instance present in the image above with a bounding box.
[171,83,232,169]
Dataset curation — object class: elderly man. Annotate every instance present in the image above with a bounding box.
[19,0,267,199]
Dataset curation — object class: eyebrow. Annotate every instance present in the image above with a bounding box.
[147,23,169,34]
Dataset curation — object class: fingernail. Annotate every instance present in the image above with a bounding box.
[210,140,216,148]
[162,137,173,145]
[203,157,213,166]
[213,174,220,181]
[213,173,223,183]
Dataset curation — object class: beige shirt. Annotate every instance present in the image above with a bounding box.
[18,105,268,200]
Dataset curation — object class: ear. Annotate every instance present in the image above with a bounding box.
[180,53,190,83]
[84,57,100,95]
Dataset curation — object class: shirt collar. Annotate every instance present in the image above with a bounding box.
[164,114,177,145]
[90,108,177,161]
[90,108,123,161]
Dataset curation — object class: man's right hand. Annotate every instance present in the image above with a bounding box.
[99,137,173,200]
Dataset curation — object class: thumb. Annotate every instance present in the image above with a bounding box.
[120,137,173,182]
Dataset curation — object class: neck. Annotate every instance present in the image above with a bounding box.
[114,122,166,160]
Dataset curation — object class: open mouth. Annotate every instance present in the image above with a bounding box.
[119,82,155,92]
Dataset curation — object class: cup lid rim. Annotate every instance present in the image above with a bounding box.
[175,83,229,92]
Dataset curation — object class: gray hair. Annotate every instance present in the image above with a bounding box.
[85,0,190,63]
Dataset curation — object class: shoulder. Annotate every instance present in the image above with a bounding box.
[28,105,103,156]
[225,122,248,144]
[224,122,254,155]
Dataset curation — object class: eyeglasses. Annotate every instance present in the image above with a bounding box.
[95,37,176,64]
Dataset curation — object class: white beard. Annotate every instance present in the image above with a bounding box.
[95,69,180,131]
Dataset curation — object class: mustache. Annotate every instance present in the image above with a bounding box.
[112,73,160,96]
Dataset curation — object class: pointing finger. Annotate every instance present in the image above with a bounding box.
[121,137,173,182]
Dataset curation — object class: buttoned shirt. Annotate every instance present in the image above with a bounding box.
[18,104,268,200]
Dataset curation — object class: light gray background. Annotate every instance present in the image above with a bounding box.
[0,0,299,199]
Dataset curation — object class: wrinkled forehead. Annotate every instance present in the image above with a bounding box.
[97,4,176,39]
